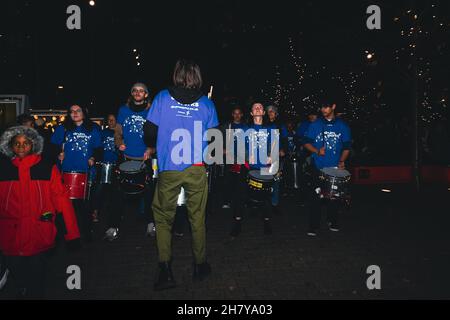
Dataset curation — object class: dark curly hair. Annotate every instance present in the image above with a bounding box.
[63,104,95,132]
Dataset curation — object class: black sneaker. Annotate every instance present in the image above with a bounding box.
[193,262,211,282]
[154,262,176,291]
[230,219,242,237]
[307,229,317,237]
[263,219,272,235]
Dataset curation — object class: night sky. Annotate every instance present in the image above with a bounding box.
[1,0,448,122]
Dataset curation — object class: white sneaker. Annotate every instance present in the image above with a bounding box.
[328,222,340,232]
[104,228,119,241]
[146,223,156,237]
[0,265,9,290]
[307,231,317,237]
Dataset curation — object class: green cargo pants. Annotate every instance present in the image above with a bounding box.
[152,165,208,264]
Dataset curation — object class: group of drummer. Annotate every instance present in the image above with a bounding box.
[47,59,351,290]
[220,98,351,237]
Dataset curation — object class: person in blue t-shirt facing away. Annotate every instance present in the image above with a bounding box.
[146,59,219,291]
[228,102,281,239]
[104,83,156,242]
[90,114,119,224]
[221,105,249,209]
[303,97,351,237]
[51,104,102,243]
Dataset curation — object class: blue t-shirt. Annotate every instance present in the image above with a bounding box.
[101,128,119,164]
[246,123,279,170]
[296,121,311,138]
[117,105,149,158]
[146,89,219,172]
[304,117,351,169]
[51,124,102,172]
[280,125,289,138]
[281,128,296,153]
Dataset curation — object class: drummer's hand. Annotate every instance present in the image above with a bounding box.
[279,150,285,157]
[318,147,326,156]
[58,152,65,162]
[119,144,126,152]
[143,148,155,161]
[338,161,345,169]
[88,157,95,167]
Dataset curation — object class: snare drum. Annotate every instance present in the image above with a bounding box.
[247,170,274,201]
[99,162,115,184]
[317,167,351,201]
[62,171,88,200]
[117,160,147,195]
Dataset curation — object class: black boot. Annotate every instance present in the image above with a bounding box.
[230,218,242,237]
[154,262,176,291]
[193,262,211,281]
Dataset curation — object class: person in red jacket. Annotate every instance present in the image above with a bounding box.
[0,126,80,299]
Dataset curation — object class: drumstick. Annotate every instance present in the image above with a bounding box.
[208,86,213,99]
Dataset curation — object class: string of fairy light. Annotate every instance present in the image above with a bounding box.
[392,3,448,124]
[262,38,372,121]
[261,3,447,124]
[332,71,367,121]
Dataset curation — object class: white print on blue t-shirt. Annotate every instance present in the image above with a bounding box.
[104,136,115,152]
[123,114,146,138]
[171,105,200,118]
[315,131,342,155]
[248,129,270,151]
[66,132,92,157]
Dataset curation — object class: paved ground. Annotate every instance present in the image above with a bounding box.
[1,180,450,300]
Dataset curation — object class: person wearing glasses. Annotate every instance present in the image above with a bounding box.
[50,104,102,243]
[105,83,155,241]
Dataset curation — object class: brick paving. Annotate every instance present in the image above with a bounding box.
[1,182,449,299]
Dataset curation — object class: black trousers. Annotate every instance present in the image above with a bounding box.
[4,251,48,299]
[308,167,343,230]
[109,178,155,229]
[72,199,91,240]
[309,197,341,230]
[232,167,272,220]
[90,183,114,213]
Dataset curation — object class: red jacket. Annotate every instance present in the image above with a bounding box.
[0,154,80,256]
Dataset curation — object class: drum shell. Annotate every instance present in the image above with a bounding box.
[317,170,351,200]
[62,172,88,200]
[247,170,273,201]
[99,163,115,184]
[118,161,148,195]
[151,158,158,179]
